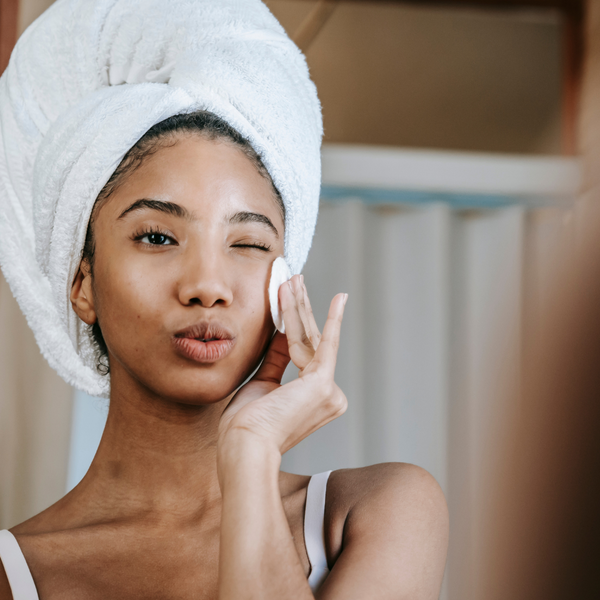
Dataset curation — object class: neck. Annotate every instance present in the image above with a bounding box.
[70,372,231,525]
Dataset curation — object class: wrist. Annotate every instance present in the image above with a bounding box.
[217,428,282,473]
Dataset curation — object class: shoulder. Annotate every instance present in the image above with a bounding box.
[0,504,78,600]
[329,462,448,522]
[0,516,42,600]
[322,463,448,598]
[0,519,45,600]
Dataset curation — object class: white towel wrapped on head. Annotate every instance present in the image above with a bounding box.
[0,0,322,398]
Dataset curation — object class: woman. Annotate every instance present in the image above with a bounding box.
[0,1,448,598]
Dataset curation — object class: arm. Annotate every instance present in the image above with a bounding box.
[216,275,347,600]
[318,463,449,600]
[217,432,313,600]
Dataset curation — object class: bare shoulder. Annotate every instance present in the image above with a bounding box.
[320,464,449,599]
[328,462,447,523]
[0,511,54,600]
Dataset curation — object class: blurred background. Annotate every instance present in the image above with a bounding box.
[1,1,597,599]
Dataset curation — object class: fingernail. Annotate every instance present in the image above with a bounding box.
[343,293,348,305]
[300,274,304,284]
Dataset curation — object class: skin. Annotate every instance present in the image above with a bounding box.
[0,134,448,599]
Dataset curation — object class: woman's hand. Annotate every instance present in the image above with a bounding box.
[217,274,348,456]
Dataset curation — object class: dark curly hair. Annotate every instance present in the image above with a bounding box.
[81,110,284,375]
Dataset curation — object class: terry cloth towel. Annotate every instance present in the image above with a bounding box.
[0,0,323,399]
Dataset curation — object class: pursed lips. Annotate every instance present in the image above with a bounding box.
[172,321,236,363]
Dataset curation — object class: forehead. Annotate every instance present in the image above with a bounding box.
[101,134,284,225]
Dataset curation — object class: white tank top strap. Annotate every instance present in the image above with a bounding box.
[304,470,333,593]
[0,530,39,600]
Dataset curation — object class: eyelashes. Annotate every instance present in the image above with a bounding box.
[131,225,175,246]
[232,242,272,252]
[131,226,272,252]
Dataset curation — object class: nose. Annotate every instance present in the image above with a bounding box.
[177,245,234,308]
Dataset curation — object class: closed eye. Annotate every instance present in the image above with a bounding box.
[232,242,272,252]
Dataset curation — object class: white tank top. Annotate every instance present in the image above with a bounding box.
[0,470,332,599]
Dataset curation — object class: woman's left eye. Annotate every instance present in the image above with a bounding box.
[232,243,272,252]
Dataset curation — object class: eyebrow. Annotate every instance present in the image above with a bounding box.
[117,199,279,237]
[118,199,192,221]
[228,211,279,238]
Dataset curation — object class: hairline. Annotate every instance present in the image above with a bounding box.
[90,130,285,235]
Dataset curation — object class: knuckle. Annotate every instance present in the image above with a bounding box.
[334,392,348,415]
[300,330,313,349]
[289,341,312,361]
[308,330,320,349]
[320,378,334,398]
[325,389,347,416]
[289,339,309,357]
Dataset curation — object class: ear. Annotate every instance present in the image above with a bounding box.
[70,259,97,325]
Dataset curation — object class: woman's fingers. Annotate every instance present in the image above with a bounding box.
[224,289,348,454]
[299,279,321,350]
[295,276,315,348]
[279,275,316,368]
[252,332,290,384]
[311,293,347,374]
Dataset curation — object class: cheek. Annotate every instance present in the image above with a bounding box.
[93,253,173,356]
[229,279,275,385]
[235,274,273,341]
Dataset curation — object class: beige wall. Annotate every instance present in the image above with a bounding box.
[265,0,563,154]
[0,272,73,528]
[17,0,54,36]
[19,0,563,154]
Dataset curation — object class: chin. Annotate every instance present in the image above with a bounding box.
[121,349,263,406]
[168,378,242,406]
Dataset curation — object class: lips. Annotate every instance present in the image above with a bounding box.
[172,321,236,364]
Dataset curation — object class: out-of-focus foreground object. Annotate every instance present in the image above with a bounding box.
[477,190,600,600]
[474,1,600,598]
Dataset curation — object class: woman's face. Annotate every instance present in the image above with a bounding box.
[77,134,285,404]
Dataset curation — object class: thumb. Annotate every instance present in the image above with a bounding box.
[252,332,291,384]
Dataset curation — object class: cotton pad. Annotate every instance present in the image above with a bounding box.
[269,257,292,334]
